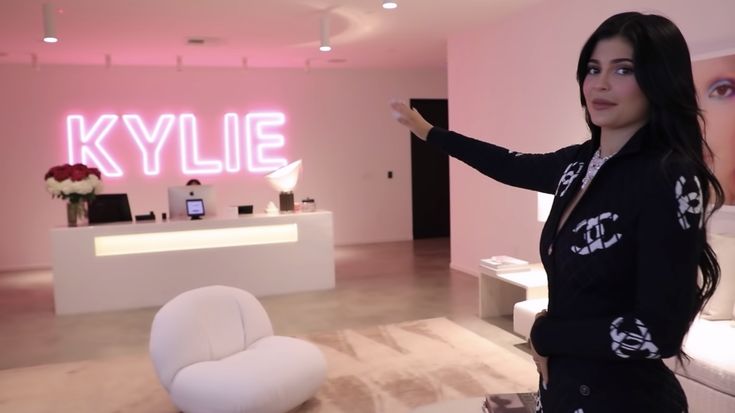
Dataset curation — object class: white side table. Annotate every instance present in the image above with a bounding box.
[478,262,547,318]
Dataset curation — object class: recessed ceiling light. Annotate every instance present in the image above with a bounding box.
[319,15,331,52]
[42,4,58,43]
[382,1,398,9]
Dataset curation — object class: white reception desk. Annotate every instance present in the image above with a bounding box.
[51,211,335,315]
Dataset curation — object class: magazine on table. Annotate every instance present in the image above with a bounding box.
[481,392,536,413]
[480,255,531,272]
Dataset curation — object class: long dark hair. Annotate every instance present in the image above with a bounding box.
[576,12,725,349]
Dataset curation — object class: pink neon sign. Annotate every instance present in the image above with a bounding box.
[121,114,175,176]
[245,112,287,173]
[65,112,288,177]
[67,114,123,177]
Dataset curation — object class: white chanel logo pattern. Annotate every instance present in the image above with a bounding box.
[507,149,525,157]
[556,162,585,197]
[570,212,622,255]
[675,175,703,230]
[609,317,661,359]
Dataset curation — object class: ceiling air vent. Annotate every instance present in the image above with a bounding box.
[185,37,224,47]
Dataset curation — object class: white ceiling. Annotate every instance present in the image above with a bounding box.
[0,0,545,69]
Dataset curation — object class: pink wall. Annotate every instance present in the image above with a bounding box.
[0,65,446,271]
[446,0,735,275]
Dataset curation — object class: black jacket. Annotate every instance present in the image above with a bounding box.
[427,125,704,412]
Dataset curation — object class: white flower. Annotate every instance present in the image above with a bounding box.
[88,175,102,191]
[59,179,74,195]
[49,177,96,197]
[45,177,62,196]
[71,179,94,195]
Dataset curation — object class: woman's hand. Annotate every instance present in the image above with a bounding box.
[529,309,549,389]
[389,100,434,141]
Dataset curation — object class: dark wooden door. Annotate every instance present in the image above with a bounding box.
[410,99,449,239]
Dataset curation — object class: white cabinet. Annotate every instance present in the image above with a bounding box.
[478,262,547,318]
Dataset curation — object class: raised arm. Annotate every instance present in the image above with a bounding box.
[390,101,583,194]
[390,100,433,140]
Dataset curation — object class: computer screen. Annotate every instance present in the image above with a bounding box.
[186,199,205,219]
[167,185,216,220]
[88,194,133,224]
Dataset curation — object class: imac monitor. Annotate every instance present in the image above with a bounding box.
[186,199,205,219]
[88,194,133,224]
[168,185,216,220]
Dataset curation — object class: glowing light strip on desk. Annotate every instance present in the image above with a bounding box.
[94,224,298,256]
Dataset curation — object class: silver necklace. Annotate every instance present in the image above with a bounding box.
[581,149,615,189]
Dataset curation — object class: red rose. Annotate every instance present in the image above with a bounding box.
[88,167,102,179]
[52,164,72,181]
[70,163,89,181]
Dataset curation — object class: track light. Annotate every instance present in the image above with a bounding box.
[42,3,58,43]
[319,15,331,52]
[382,1,398,10]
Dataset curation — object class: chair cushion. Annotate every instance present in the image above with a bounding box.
[149,285,274,390]
[701,233,735,320]
[170,336,327,413]
[665,318,735,397]
[513,298,549,339]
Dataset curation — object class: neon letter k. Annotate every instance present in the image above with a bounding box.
[66,114,123,177]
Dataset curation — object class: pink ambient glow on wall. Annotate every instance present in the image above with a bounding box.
[65,112,289,177]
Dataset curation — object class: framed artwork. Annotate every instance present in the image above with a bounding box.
[693,52,735,205]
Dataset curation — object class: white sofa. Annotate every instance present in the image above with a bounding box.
[511,231,735,413]
[663,231,735,413]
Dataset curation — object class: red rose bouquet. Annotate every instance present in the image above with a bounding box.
[44,163,103,202]
[44,164,103,225]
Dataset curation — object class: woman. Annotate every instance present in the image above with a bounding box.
[694,53,735,204]
[391,12,723,413]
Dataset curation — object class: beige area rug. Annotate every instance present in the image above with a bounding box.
[0,318,537,413]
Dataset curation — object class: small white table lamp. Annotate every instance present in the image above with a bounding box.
[265,160,302,212]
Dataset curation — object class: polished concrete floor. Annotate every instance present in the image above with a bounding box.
[0,238,532,371]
